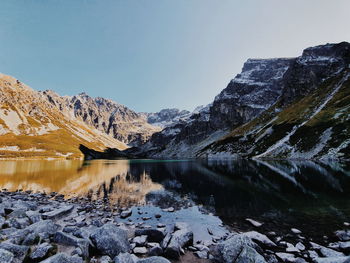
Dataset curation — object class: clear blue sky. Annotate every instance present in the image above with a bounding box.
[1,0,349,112]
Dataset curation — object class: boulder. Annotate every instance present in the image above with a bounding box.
[42,205,74,220]
[39,253,83,263]
[135,228,166,243]
[211,234,266,263]
[164,222,193,259]
[310,241,344,257]
[53,231,89,259]
[90,223,130,258]
[138,256,171,263]
[26,220,59,239]
[313,256,350,263]
[148,244,163,256]
[0,248,14,263]
[0,242,29,263]
[113,252,138,263]
[243,231,276,248]
[29,242,54,261]
[133,247,148,254]
[335,230,350,241]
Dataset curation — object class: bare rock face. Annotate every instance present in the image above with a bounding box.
[144,108,191,128]
[41,92,161,147]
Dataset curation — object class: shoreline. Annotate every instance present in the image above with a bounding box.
[0,190,349,263]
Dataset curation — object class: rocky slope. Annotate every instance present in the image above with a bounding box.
[41,91,160,147]
[136,42,350,160]
[0,73,129,158]
[142,108,191,128]
[0,74,160,158]
[202,42,350,160]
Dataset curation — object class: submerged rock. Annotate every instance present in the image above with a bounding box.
[246,218,264,227]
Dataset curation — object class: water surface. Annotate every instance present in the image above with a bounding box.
[0,158,349,241]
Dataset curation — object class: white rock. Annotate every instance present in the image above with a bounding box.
[245,218,263,227]
[291,228,302,234]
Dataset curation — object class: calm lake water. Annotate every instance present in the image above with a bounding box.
[0,159,349,240]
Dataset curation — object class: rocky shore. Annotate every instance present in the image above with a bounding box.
[0,190,349,263]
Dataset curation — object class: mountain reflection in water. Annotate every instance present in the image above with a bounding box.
[0,158,349,237]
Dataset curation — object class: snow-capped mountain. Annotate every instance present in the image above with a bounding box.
[142,108,191,128]
[134,42,350,160]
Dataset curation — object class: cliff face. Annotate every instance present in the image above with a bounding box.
[41,92,160,147]
[138,42,350,160]
[202,42,350,160]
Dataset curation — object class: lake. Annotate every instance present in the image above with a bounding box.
[0,158,349,242]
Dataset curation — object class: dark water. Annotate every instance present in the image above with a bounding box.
[0,158,349,241]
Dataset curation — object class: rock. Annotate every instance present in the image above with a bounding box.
[310,241,345,257]
[40,253,83,263]
[243,231,276,248]
[0,242,29,263]
[291,228,302,234]
[22,232,40,245]
[164,222,193,259]
[285,242,300,253]
[148,244,163,256]
[246,218,264,227]
[133,247,148,254]
[113,252,138,263]
[295,242,305,251]
[120,209,132,219]
[42,205,74,220]
[137,256,171,263]
[30,242,54,261]
[100,255,112,263]
[162,207,174,213]
[211,234,266,263]
[328,241,350,252]
[25,220,59,239]
[90,223,130,259]
[8,217,30,229]
[155,214,161,219]
[0,248,14,263]
[313,257,350,263]
[133,235,147,246]
[335,230,350,241]
[194,250,208,259]
[53,232,89,259]
[25,210,42,223]
[135,228,166,243]
[276,252,295,262]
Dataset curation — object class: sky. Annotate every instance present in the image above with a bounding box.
[0,1,350,112]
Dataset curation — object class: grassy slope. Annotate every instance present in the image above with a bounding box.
[0,74,126,159]
[203,70,350,159]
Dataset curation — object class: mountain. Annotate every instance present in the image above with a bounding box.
[136,42,350,160]
[41,91,160,147]
[142,108,191,128]
[0,74,159,158]
[202,42,350,160]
